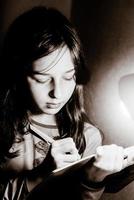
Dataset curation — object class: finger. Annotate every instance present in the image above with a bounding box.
[94,145,124,172]
[96,144,118,158]
[51,147,80,163]
[124,146,134,160]
[95,144,116,162]
[52,139,78,155]
[52,145,80,157]
[114,146,124,171]
[96,146,104,157]
[66,145,79,155]
[62,153,81,162]
[52,144,77,154]
[52,137,74,147]
[53,153,80,168]
[94,145,114,170]
[123,147,134,168]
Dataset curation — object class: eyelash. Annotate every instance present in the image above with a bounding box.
[35,74,75,83]
[36,78,51,84]
[63,75,75,81]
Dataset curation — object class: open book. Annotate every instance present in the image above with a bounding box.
[52,154,95,176]
[26,154,96,199]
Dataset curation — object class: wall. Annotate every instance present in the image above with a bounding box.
[71,0,134,199]
[0,0,72,31]
[0,0,72,51]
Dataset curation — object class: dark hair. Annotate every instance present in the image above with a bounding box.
[0,6,90,161]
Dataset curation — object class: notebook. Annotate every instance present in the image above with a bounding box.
[52,154,95,176]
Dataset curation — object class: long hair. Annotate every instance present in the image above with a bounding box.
[0,6,90,161]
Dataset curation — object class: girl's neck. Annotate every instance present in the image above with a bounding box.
[29,113,56,126]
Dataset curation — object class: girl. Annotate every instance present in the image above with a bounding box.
[0,6,133,200]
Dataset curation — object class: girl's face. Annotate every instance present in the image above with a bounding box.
[27,46,76,115]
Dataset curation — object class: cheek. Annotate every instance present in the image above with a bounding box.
[31,86,49,100]
[27,83,48,104]
[63,81,76,99]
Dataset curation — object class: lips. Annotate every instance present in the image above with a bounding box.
[46,103,61,109]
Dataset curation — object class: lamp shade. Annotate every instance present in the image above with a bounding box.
[119,74,134,120]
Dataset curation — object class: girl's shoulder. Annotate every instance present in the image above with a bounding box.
[83,122,103,157]
[83,122,102,140]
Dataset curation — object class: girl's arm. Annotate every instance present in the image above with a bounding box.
[50,124,105,200]
[1,133,34,174]
[81,124,134,199]
[79,124,105,200]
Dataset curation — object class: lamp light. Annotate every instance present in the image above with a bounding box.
[119,73,134,120]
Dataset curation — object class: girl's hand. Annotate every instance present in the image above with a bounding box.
[51,137,81,169]
[4,133,34,172]
[92,144,124,182]
[123,146,134,168]
[84,144,134,183]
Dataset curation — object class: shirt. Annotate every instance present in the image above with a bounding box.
[2,122,104,200]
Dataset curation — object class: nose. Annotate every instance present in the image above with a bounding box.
[49,79,61,99]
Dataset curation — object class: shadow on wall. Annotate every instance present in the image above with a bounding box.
[71,0,134,145]
[71,1,134,199]
[0,0,72,55]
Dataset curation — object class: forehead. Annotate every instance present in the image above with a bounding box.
[32,46,74,74]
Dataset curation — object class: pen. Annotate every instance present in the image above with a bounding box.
[30,124,55,144]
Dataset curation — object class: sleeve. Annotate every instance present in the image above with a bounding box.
[104,163,134,193]
[1,133,34,174]
[82,123,102,157]
[80,183,105,200]
[79,123,105,200]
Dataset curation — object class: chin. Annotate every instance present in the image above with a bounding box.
[42,108,61,115]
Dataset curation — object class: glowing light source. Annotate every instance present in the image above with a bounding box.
[119,100,132,119]
[119,74,134,120]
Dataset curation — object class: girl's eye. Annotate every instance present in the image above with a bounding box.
[35,77,51,84]
[63,74,75,81]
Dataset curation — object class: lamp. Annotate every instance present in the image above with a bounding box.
[119,73,134,120]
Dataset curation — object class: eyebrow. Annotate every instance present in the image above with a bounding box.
[65,68,75,74]
[32,68,75,76]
